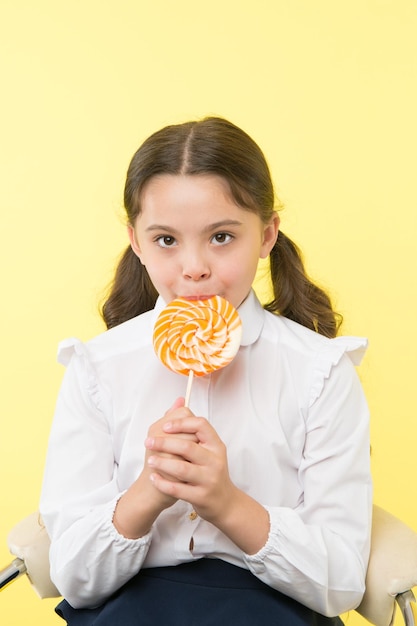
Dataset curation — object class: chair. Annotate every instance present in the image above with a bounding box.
[357,506,417,626]
[1,505,417,625]
[0,511,59,599]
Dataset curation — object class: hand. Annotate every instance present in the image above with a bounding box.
[113,398,198,539]
[145,414,236,525]
[142,397,198,508]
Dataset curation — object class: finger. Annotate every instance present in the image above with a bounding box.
[148,455,196,484]
[149,467,216,509]
[147,400,195,440]
[145,435,203,463]
[163,416,215,444]
[149,472,185,499]
[165,401,196,422]
[165,397,185,414]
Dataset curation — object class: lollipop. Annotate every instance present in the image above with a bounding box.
[153,295,242,406]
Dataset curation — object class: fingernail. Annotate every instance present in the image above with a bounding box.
[148,456,156,466]
[145,437,154,448]
[163,422,173,432]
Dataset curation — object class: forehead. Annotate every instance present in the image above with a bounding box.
[140,173,234,207]
[136,174,262,232]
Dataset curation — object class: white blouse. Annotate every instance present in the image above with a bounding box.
[40,290,372,616]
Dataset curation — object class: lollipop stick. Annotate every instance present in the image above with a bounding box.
[184,370,194,408]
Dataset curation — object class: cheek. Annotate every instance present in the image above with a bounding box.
[146,256,176,284]
[224,255,258,284]
[147,260,167,278]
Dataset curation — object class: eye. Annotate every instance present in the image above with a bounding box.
[211,232,233,246]
[156,235,177,248]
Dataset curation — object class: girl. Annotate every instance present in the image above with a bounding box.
[40,117,372,625]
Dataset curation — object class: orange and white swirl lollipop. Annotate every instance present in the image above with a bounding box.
[153,295,242,405]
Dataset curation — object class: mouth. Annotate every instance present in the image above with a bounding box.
[180,294,216,302]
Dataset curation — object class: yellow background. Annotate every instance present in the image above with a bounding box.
[1,1,416,624]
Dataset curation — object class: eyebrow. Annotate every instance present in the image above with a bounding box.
[145,220,243,233]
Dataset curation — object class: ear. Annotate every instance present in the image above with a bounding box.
[127,225,143,262]
[260,213,280,259]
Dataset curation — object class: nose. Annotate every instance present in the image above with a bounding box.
[182,248,211,281]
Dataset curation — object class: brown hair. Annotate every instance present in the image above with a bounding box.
[102,117,342,337]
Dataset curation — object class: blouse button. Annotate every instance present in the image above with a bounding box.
[188,510,198,521]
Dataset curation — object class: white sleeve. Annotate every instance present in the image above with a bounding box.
[244,353,372,617]
[40,340,151,609]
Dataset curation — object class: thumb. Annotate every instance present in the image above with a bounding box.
[166,397,185,414]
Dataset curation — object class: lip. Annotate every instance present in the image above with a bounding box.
[179,295,216,301]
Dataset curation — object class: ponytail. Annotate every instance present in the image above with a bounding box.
[101,246,158,329]
[265,232,342,338]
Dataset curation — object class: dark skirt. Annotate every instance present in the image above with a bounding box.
[55,558,344,625]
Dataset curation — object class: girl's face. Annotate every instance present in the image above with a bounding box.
[128,174,279,309]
